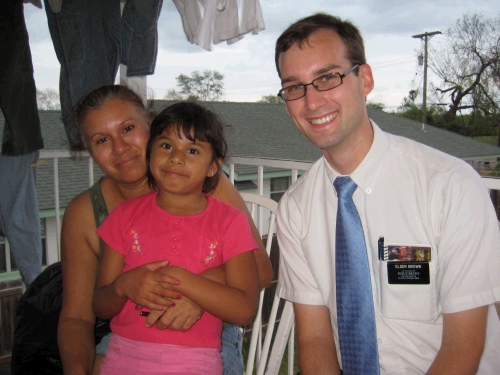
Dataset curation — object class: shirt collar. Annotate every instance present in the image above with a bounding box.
[324,120,388,197]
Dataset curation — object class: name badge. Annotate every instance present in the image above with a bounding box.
[387,262,430,284]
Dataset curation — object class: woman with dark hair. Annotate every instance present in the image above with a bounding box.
[93,101,259,375]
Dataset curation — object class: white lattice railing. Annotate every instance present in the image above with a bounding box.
[1,151,499,278]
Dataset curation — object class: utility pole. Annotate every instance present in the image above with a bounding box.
[412,31,441,131]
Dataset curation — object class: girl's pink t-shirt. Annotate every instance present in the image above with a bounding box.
[97,192,258,350]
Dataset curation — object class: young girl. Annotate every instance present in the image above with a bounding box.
[93,102,260,375]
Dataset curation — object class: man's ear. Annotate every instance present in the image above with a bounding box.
[359,63,374,98]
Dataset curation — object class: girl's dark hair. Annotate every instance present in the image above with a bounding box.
[146,102,228,193]
[73,85,152,151]
[275,13,366,77]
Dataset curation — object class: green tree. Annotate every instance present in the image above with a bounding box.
[165,70,224,101]
[490,61,500,145]
[36,88,60,110]
[397,90,423,122]
[164,89,184,101]
[396,89,444,125]
[366,101,385,111]
[258,94,282,104]
[429,13,500,135]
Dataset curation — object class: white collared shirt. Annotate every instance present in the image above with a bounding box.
[277,121,500,374]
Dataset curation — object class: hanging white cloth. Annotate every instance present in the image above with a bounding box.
[173,0,265,51]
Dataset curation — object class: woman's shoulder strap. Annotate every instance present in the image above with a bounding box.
[88,176,109,227]
[88,176,109,259]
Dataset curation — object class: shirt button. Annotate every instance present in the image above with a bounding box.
[378,338,382,343]
[171,234,177,241]
[171,245,177,252]
[174,222,180,229]
[366,188,372,194]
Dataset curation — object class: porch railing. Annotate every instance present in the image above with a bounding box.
[1,150,500,275]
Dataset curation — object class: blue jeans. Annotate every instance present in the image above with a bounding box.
[121,0,163,76]
[0,152,42,287]
[221,325,244,375]
[43,0,162,149]
[96,331,112,355]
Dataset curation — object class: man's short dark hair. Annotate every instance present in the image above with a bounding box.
[275,13,366,78]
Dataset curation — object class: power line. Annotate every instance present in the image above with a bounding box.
[371,57,416,69]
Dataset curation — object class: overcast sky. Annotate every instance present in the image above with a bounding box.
[24,0,500,110]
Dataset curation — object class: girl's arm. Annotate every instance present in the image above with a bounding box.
[93,246,128,319]
[93,244,180,320]
[161,251,260,326]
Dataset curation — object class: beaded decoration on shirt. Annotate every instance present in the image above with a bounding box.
[205,241,219,264]
[131,230,143,255]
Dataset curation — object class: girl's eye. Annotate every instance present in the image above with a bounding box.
[188,148,199,155]
[160,143,171,149]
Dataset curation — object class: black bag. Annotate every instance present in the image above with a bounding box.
[10,262,110,375]
[11,262,64,374]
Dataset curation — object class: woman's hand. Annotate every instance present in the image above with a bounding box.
[115,260,181,310]
[143,295,204,330]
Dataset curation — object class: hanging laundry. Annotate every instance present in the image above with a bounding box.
[42,0,163,150]
[173,0,265,51]
[1,0,44,297]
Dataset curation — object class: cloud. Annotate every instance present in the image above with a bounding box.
[21,0,500,106]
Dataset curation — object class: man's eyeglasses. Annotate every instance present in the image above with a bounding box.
[277,64,360,102]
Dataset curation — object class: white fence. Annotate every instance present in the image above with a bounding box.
[1,151,500,277]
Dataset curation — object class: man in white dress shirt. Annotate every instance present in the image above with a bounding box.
[275,12,500,375]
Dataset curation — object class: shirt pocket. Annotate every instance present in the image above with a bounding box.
[379,261,438,322]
